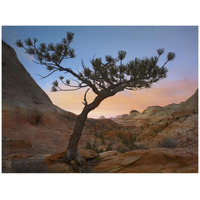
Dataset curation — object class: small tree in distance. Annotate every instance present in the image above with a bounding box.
[16,32,175,163]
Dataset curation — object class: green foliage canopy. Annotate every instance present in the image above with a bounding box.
[16,32,175,97]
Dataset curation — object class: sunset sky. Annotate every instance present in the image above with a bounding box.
[2,26,198,118]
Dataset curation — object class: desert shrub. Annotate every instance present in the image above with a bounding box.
[85,141,92,149]
[118,132,123,139]
[11,158,47,173]
[106,143,112,151]
[119,146,129,153]
[95,157,102,162]
[158,138,177,148]
[99,132,106,145]
[97,148,104,153]
[129,135,136,144]
[122,137,128,145]
[99,132,103,139]
[119,134,137,150]
[93,139,97,150]
[102,138,106,145]
[136,144,145,149]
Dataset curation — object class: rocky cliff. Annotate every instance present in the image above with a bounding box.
[2,41,55,113]
[2,41,78,157]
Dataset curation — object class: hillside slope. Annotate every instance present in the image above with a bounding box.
[2,41,78,157]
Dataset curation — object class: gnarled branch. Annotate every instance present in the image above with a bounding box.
[82,88,90,106]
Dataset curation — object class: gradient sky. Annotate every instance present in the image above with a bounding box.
[2,26,198,118]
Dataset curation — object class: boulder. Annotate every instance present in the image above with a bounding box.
[99,151,118,160]
[45,151,65,164]
[80,149,98,160]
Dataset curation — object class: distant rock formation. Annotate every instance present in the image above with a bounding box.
[112,89,198,152]
[99,115,105,119]
[141,106,162,116]
[114,89,198,120]
[129,109,140,117]
[178,89,198,113]
[115,114,129,119]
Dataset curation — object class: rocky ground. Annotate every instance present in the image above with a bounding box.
[2,41,198,173]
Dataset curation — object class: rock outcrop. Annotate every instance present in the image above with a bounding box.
[129,110,140,117]
[113,89,198,121]
[112,89,198,153]
[93,148,198,173]
[2,41,77,157]
[2,41,56,114]
[99,115,105,119]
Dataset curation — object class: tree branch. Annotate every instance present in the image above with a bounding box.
[61,79,87,88]
[57,64,100,95]
[82,88,90,105]
[37,69,58,79]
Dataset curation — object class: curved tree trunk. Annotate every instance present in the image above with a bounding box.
[63,86,123,163]
[63,95,105,163]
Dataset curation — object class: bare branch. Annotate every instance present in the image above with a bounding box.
[36,69,58,79]
[61,79,87,88]
[82,88,90,106]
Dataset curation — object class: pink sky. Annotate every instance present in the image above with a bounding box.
[46,78,198,118]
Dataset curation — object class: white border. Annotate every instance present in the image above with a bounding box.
[0,1,199,200]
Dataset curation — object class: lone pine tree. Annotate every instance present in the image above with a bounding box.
[16,32,175,163]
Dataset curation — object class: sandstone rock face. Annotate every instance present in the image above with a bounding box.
[112,89,198,150]
[93,148,198,173]
[2,41,76,157]
[99,150,118,160]
[116,148,198,173]
[79,149,98,160]
[2,41,55,112]
[93,151,141,172]
[178,89,198,113]
[141,106,162,117]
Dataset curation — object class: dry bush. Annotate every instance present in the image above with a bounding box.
[158,138,177,148]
